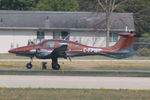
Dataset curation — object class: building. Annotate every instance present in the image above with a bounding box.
[0,11,135,53]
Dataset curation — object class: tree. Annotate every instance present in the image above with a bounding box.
[33,0,79,11]
[97,0,129,47]
[0,0,35,10]
[116,0,150,37]
[77,0,97,11]
[78,0,150,37]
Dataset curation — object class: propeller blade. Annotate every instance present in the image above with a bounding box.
[68,56,72,62]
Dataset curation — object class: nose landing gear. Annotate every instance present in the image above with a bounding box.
[26,62,32,69]
[26,57,33,69]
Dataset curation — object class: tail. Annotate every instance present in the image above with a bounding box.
[101,33,135,59]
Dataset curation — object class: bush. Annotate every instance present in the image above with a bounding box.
[136,48,150,56]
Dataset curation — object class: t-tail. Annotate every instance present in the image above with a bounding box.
[100,33,135,59]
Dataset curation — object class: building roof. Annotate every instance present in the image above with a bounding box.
[0,10,135,31]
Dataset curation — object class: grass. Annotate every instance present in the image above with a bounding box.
[0,53,150,60]
[61,61,150,70]
[0,54,150,77]
[74,55,150,60]
[0,70,150,77]
[0,60,150,70]
[0,88,150,100]
[0,54,28,59]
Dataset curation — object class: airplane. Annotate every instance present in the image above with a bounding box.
[8,32,135,70]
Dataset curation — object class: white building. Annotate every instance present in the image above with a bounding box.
[0,11,135,53]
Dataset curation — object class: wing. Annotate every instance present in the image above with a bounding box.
[32,45,68,59]
[50,45,68,58]
[34,49,52,59]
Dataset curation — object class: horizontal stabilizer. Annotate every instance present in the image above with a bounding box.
[102,33,135,53]
[101,33,135,59]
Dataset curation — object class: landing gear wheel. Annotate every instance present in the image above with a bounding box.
[52,64,60,70]
[51,58,60,70]
[26,63,32,69]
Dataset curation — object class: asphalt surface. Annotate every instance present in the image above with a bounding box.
[1,68,150,73]
[0,75,150,89]
[0,59,150,89]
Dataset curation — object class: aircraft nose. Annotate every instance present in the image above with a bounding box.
[8,49,16,53]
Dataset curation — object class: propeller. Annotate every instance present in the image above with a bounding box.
[63,52,72,61]
[68,56,72,61]
[30,42,40,54]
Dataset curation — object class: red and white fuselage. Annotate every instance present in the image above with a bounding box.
[9,33,135,59]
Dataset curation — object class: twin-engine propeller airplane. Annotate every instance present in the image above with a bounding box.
[8,33,135,70]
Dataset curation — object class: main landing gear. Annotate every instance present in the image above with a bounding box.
[25,57,60,70]
[52,58,60,70]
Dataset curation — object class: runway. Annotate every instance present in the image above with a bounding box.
[0,75,150,89]
[1,68,150,73]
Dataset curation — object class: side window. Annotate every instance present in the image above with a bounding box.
[38,42,43,47]
[46,41,55,48]
[74,44,79,48]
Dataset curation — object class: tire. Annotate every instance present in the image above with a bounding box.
[26,63,32,69]
[52,64,60,70]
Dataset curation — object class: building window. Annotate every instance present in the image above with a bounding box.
[10,43,14,49]
[37,30,45,40]
[53,32,61,39]
[53,31,70,40]
[110,32,118,42]
[0,18,3,24]
[46,41,55,48]
[61,31,70,40]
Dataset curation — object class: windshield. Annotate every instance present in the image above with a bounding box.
[46,40,55,48]
[38,41,44,47]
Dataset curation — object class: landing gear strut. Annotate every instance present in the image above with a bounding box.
[52,58,60,70]
[26,57,33,69]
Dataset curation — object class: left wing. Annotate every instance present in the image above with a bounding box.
[50,45,68,58]
[30,45,68,59]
